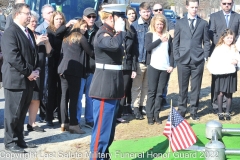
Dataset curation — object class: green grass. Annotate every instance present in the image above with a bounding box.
[109,124,240,160]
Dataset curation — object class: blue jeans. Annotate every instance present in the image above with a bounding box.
[77,73,93,123]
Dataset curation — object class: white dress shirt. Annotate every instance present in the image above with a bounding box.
[187,14,197,27]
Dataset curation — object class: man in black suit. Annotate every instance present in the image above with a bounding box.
[173,0,210,120]
[209,0,240,50]
[209,0,240,112]
[1,3,39,153]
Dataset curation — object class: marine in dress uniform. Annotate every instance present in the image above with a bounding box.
[88,4,127,160]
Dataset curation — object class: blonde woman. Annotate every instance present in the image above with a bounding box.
[144,14,174,125]
[58,19,94,134]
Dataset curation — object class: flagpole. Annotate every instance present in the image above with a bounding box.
[168,99,173,153]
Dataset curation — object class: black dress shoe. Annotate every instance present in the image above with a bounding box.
[5,145,26,153]
[135,112,144,120]
[155,120,162,124]
[46,121,54,126]
[190,114,200,121]
[147,118,154,125]
[18,142,37,148]
[27,124,45,132]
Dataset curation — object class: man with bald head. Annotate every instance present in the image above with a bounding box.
[152,3,175,37]
[35,4,54,33]
[5,0,25,30]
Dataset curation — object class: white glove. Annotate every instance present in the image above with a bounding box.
[114,17,125,32]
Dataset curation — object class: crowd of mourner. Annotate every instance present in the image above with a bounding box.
[0,0,239,159]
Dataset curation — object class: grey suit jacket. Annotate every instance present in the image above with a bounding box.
[173,16,211,65]
[209,10,240,46]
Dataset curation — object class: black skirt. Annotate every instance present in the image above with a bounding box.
[213,71,237,94]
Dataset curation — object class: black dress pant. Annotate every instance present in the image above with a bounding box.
[46,66,61,122]
[126,78,132,104]
[176,60,204,116]
[117,70,132,118]
[4,86,33,147]
[146,65,170,119]
[60,74,81,125]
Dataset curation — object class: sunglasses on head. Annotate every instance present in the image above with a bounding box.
[87,15,96,19]
[154,8,163,12]
[222,3,232,5]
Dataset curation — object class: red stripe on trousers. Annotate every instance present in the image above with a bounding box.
[93,99,105,160]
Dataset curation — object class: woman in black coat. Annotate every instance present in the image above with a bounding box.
[58,19,94,134]
[45,11,74,125]
[26,11,52,132]
[116,19,136,123]
[145,14,174,125]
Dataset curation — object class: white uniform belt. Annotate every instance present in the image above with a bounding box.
[95,63,122,70]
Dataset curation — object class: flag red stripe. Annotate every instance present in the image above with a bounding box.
[179,123,193,147]
[182,120,197,144]
[174,127,187,149]
[171,131,180,151]
[177,124,190,148]
[93,99,105,160]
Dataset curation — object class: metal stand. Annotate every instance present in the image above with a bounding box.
[185,120,240,160]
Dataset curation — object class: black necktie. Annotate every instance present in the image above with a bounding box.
[189,18,195,33]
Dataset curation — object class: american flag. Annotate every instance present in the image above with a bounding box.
[163,107,197,152]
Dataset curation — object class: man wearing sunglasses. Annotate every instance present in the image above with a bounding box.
[76,8,98,129]
[209,0,240,114]
[152,3,175,38]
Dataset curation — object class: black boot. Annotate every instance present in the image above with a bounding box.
[134,107,143,120]
[139,106,146,115]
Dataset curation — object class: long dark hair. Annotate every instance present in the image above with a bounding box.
[126,7,137,22]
